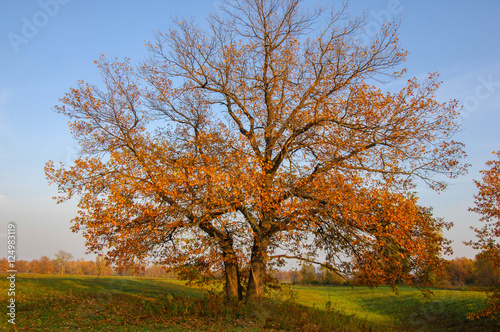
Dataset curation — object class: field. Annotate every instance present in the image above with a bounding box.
[0,274,497,331]
[291,285,493,330]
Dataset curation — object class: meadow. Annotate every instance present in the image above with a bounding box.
[0,273,497,331]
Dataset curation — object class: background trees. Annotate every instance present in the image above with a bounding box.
[45,0,467,301]
[34,256,54,274]
[295,264,344,285]
[444,257,476,287]
[474,253,500,287]
[0,258,8,272]
[54,250,73,275]
[469,151,500,265]
[299,264,317,285]
[1,253,495,290]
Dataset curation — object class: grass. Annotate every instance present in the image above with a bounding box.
[0,274,497,331]
[289,284,494,331]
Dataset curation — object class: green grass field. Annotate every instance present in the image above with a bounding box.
[0,274,497,331]
[289,284,493,331]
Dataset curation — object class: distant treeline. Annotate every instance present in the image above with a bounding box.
[438,255,499,287]
[273,265,345,285]
[274,254,500,288]
[0,250,174,278]
[2,251,498,288]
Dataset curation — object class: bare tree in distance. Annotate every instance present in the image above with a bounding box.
[54,250,73,275]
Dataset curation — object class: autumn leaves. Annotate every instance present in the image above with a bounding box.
[46,0,468,302]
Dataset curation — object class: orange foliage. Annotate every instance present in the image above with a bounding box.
[469,151,500,261]
[0,258,8,272]
[45,0,467,301]
[468,151,500,322]
[31,256,54,274]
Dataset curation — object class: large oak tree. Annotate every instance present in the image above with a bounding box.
[46,0,467,301]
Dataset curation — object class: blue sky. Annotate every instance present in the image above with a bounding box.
[1,0,499,261]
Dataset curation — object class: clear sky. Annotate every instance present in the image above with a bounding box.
[1,0,499,261]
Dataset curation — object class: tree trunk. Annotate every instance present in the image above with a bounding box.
[224,261,243,301]
[246,239,269,302]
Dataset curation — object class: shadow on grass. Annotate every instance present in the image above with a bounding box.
[302,285,496,331]
[1,274,382,331]
[17,274,204,298]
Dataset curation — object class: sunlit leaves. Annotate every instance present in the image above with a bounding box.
[46,0,467,300]
[467,151,500,322]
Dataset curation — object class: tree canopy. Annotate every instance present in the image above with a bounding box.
[45,0,467,301]
[468,150,500,321]
[469,150,500,261]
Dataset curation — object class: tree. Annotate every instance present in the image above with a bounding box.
[45,0,466,302]
[54,250,73,275]
[469,151,500,265]
[474,253,500,287]
[468,151,500,321]
[30,259,40,273]
[67,260,83,275]
[95,255,113,276]
[33,256,54,274]
[299,263,317,284]
[145,264,168,278]
[0,258,8,272]
[16,260,30,273]
[80,260,97,275]
[445,257,475,286]
[51,258,62,274]
[318,265,344,285]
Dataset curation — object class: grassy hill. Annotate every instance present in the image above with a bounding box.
[0,274,497,331]
[291,284,494,331]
